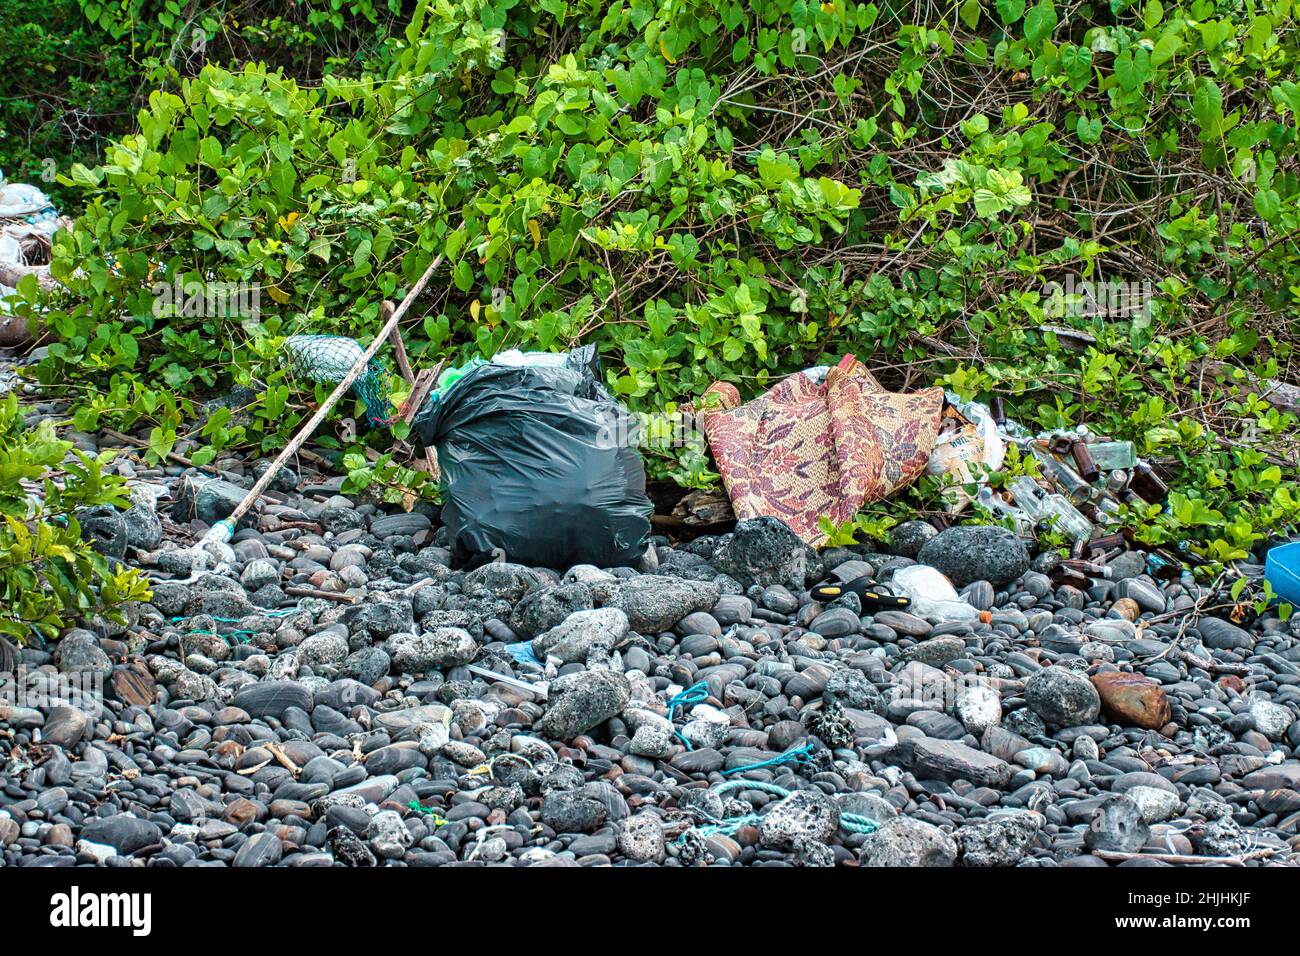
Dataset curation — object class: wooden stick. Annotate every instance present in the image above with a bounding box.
[285,586,359,604]
[209,253,443,536]
[386,302,417,386]
[1091,847,1279,866]
[103,428,198,468]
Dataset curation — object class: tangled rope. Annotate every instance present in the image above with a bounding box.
[719,743,815,776]
[712,780,881,835]
[666,680,710,751]
[677,779,880,845]
[170,608,301,644]
[406,801,449,826]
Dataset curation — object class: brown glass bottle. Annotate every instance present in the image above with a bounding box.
[1126,462,1168,504]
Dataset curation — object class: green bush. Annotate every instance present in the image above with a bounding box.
[5,0,1299,580]
[0,394,151,644]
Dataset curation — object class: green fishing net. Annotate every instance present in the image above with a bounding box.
[284,334,397,427]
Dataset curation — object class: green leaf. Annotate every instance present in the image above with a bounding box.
[1192,77,1225,141]
[995,0,1026,24]
[1023,1,1057,45]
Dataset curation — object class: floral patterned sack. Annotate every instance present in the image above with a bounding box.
[696,355,943,546]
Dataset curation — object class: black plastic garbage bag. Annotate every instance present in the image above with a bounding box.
[412,349,652,570]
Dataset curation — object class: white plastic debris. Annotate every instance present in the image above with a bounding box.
[926,391,1006,512]
[0,170,67,333]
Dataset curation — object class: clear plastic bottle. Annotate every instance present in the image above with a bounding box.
[893,565,992,624]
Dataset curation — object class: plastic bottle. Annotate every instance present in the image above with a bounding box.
[892,565,992,624]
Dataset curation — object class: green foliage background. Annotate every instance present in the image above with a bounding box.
[2,0,1299,594]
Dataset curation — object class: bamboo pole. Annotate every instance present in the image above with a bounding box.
[198,252,443,544]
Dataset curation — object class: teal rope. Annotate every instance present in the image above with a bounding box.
[406,801,448,825]
[719,743,815,776]
[718,780,880,835]
[171,609,299,646]
[683,813,765,841]
[680,780,880,843]
[713,779,796,798]
[666,680,710,752]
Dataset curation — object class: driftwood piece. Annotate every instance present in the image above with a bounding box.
[1091,846,1279,866]
[285,586,359,604]
[670,489,735,526]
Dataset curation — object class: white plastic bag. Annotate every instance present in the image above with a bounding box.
[926,391,1006,512]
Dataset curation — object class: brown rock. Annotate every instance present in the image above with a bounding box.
[224,798,265,826]
[269,799,312,820]
[981,725,1032,763]
[1111,598,1141,622]
[109,660,157,707]
[1258,789,1300,814]
[1217,674,1247,694]
[1091,671,1171,730]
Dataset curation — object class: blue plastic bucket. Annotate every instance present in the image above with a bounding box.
[1264,541,1300,606]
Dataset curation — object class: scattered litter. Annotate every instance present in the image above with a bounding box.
[406,801,449,825]
[1006,474,1095,542]
[972,400,1172,547]
[666,680,710,750]
[0,170,67,345]
[893,564,991,624]
[810,574,911,610]
[719,743,816,777]
[284,334,397,426]
[465,663,548,699]
[505,641,542,666]
[696,354,943,546]
[927,392,1006,512]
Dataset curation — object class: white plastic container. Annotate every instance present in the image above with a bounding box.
[893,565,991,624]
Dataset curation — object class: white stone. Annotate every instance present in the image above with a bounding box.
[1126,785,1181,823]
[75,839,118,862]
[1250,699,1295,741]
[955,684,1002,736]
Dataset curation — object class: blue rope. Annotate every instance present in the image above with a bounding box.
[170,609,300,646]
[666,680,710,751]
[682,813,765,841]
[720,743,815,776]
[676,779,880,845]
